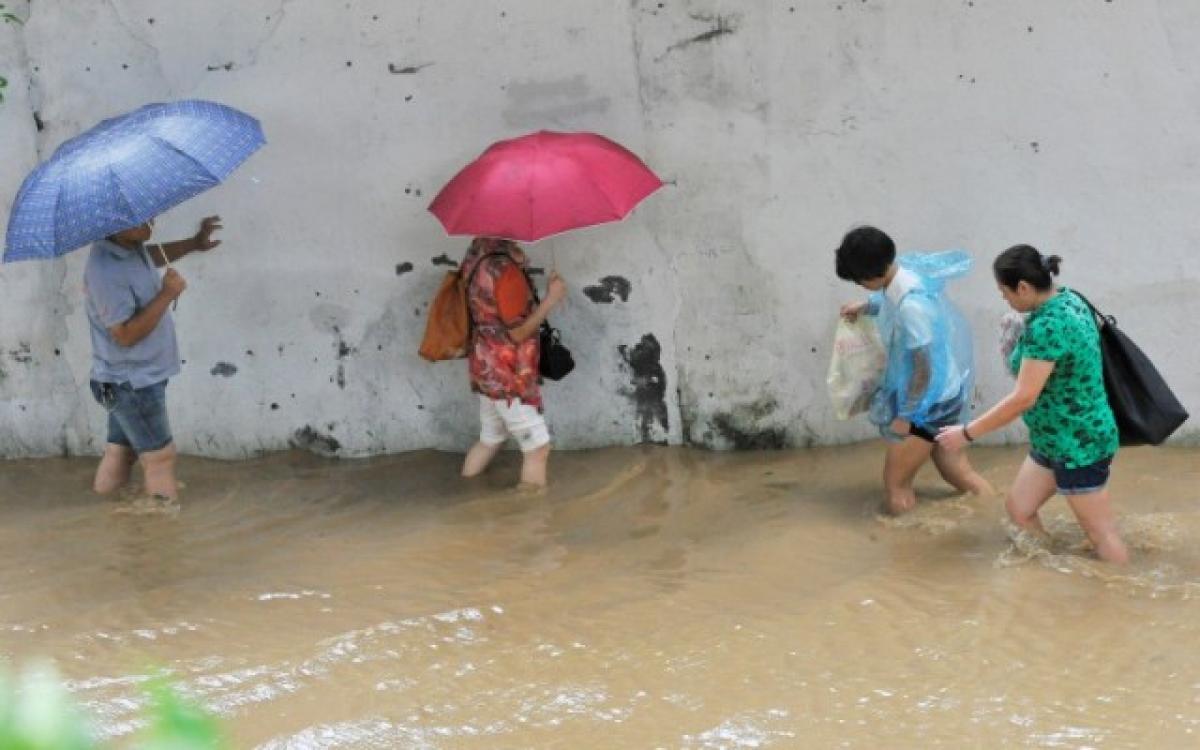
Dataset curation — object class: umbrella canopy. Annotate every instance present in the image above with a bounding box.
[428,130,662,243]
[4,99,265,262]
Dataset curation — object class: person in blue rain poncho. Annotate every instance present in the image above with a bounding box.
[836,226,993,514]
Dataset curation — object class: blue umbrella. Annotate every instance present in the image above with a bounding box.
[4,99,265,262]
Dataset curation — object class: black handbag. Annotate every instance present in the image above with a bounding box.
[1074,291,1188,446]
[537,321,575,381]
[523,271,573,381]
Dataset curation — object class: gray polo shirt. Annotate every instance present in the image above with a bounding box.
[84,239,180,388]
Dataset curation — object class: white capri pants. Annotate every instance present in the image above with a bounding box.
[478,395,551,453]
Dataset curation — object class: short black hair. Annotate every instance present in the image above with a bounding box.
[835,226,896,282]
[993,244,1061,292]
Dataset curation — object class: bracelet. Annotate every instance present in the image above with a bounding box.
[962,424,975,442]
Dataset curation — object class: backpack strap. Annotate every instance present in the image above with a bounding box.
[461,256,487,335]
[463,250,538,331]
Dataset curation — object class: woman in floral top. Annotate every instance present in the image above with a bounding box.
[459,237,567,488]
[938,245,1127,563]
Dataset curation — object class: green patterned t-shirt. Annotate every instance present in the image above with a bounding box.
[1009,287,1118,468]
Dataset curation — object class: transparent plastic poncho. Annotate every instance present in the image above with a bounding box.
[864,251,974,438]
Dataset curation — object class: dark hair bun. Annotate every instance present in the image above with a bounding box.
[1043,254,1062,276]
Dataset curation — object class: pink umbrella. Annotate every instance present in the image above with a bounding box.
[427,131,663,243]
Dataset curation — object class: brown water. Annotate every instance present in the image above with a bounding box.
[2,443,1200,748]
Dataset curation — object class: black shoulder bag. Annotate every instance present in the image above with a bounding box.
[1073,290,1188,446]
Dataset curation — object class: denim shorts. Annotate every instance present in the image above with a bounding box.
[1029,451,1113,496]
[89,380,173,453]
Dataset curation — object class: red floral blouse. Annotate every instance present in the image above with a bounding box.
[460,241,541,410]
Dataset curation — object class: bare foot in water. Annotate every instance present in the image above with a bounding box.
[886,489,917,515]
[111,494,180,517]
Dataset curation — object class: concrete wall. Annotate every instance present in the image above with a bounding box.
[1,0,1197,458]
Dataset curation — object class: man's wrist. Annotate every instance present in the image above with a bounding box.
[962,423,975,442]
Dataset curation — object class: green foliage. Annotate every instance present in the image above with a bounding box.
[134,679,224,750]
[0,665,226,750]
[0,663,93,750]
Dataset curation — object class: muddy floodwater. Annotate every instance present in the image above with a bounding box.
[2,443,1200,748]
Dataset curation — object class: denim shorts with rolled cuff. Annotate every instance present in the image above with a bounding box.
[1029,451,1113,496]
[89,379,173,454]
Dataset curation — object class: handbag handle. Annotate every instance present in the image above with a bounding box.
[1069,289,1118,329]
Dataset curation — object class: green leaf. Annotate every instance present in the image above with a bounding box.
[133,680,225,750]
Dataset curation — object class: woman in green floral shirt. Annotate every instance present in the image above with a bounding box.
[937,245,1128,563]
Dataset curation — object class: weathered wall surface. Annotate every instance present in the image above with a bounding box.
[1,0,1197,458]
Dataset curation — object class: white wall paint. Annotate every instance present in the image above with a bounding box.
[1,0,1196,457]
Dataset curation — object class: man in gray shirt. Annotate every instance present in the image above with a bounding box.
[85,215,222,504]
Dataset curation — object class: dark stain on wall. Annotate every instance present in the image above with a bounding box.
[710,398,787,450]
[206,62,235,72]
[8,343,32,364]
[583,275,632,304]
[210,361,238,378]
[664,13,737,56]
[388,62,434,75]
[333,327,357,390]
[618,334,669,444]
[431,253,458,268]
[291,426,341,457]
[395,262,414,276]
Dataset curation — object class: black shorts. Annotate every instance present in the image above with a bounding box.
[908,422,940,443]
[907,407,963,444]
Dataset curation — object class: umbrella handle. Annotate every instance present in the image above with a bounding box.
[151,243,172,268]
[150,243,179,311]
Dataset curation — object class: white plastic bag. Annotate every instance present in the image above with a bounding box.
[998,312,1026,378]
[827,316,887,420]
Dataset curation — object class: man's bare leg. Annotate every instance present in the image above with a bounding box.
[139,442,178,501]
[94,443,137,495]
